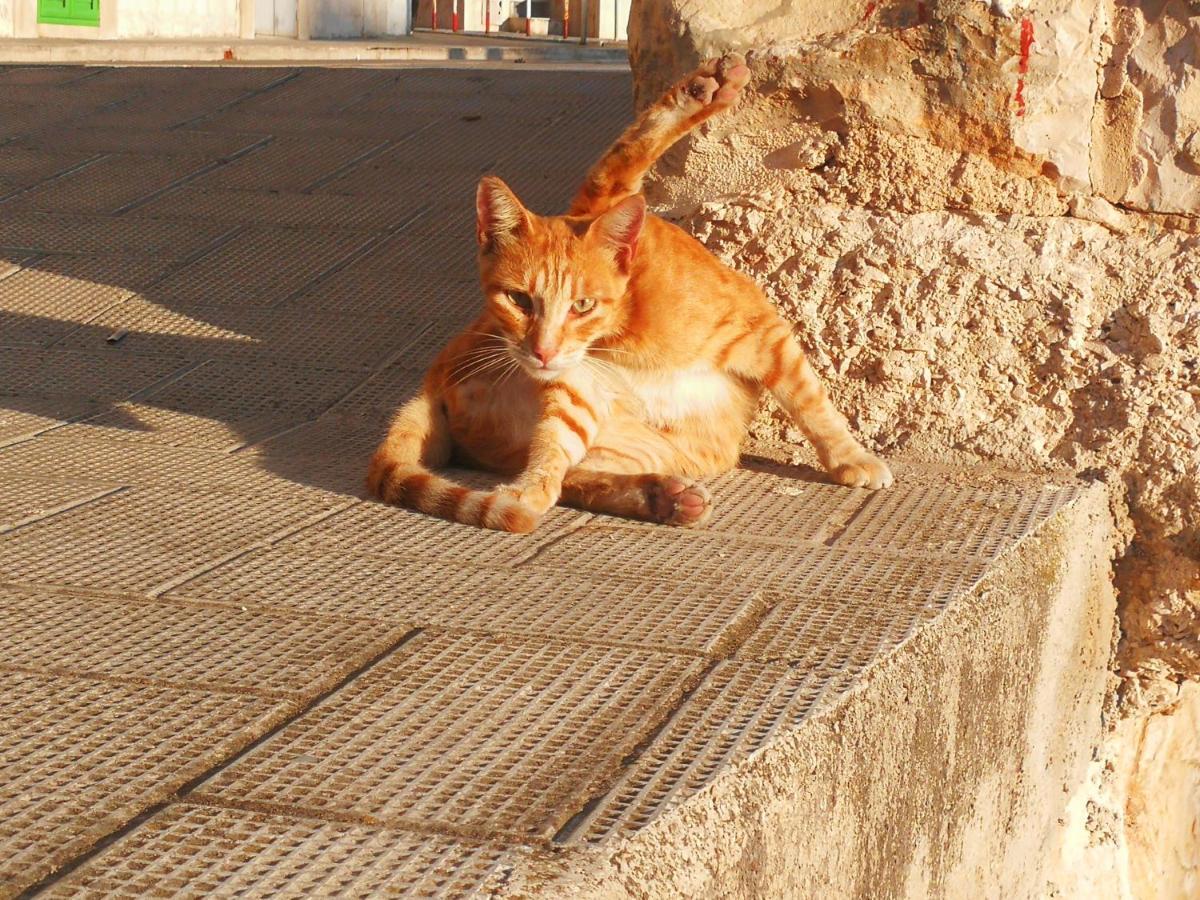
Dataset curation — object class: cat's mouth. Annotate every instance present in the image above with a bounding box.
[512,349,581,381]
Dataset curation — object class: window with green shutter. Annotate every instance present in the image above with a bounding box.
[38,0,100,27]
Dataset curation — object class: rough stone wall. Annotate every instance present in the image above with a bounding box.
[628,0,1199,719]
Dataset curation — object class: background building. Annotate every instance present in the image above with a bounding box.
[0,0,629,40]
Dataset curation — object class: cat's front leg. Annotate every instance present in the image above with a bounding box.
[725,310,893,490]
[503,379,603,518]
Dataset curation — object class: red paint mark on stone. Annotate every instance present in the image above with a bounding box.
[1013,17,1034,116]
[223,48,234,61]
[862,1,877,20]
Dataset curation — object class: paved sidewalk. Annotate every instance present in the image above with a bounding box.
[0,33,627,66]
[0,64,1080,897]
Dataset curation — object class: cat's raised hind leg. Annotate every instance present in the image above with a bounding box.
[569,52,751,217]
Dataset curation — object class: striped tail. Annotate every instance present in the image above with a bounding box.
[366,454,538,533]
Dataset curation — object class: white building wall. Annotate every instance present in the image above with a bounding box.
[0,0,412,39]
[118,0,242,37]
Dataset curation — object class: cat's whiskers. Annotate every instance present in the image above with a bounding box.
[450,352,515,385]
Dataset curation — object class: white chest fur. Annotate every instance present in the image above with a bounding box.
[619,365,744,427]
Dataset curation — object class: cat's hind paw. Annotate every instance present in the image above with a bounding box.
[829,453,894,491]
[677,52,751,113]
[648,475,713,527]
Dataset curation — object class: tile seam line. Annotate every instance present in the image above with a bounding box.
[0,663,301,702]
[299,137,396,193]
[167,68,302,131]
[509,513,595,567]
[0,152,111,205]
[551,653,722,845]
[178,793,550,849]
[20,626,424,898]
[146,497,360,598]
[822,488,878,547]
[16,696,307,900]
[172,798,528,852]
[260,207,430,313]
[110,135,276,216]
[0,484,126,535]
[37,221,250,352]
[30,357,212,439]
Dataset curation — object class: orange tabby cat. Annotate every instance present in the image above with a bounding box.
[367,53,892,533]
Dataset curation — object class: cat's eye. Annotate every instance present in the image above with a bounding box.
[508,291,533,313]
[572,297,596,315]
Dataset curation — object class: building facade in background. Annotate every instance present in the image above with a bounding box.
[0,0,629,40]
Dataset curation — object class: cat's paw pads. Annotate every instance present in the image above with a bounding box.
[648,476,713,527]
[679,52,750,111]
[829,454,894,491]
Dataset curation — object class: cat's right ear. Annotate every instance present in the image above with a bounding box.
[476,176,529,251]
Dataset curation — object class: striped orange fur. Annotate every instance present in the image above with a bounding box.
[368,52,892,533]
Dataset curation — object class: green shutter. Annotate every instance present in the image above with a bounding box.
[38,0,100,27]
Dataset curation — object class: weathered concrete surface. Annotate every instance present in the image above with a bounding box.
[0,64,1122,898]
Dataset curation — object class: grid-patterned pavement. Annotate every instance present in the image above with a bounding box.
[0,63,1082,897]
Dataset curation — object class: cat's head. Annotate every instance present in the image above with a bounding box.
[474,176,644,381]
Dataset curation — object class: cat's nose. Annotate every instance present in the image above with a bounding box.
[533,345,557,366]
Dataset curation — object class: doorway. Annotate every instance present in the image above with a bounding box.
[256,0,298,36]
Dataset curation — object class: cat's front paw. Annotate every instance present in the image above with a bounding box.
[678,52,751,112]
[829,453,894,490]
[498,480,557,517]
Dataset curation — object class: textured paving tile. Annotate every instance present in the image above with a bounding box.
[0,348,188,402]
[44,803,514,899]
[5,155,215,215]
[63,358,368,450]
[0,210,234,258]
[0,255,172,346]
[0,145,96,195]
[835,480,1079,560]
[286,262,478,317]
[0,486,346,594]
[278,496,583,565]
[0,401,100,444]
[0,432,350,503]
[143,226,376,306]
[564,660,840,844]
[0,585,409,698]
[168,547,763,656]
[0,477,120,531]
[191,631,704,840]
[521,523,824,587]
[12,127,265,159]
[742,548,989,664]
[59,299,426,369]
[134,187,419,232]
[0,670,295,897]
[195,134,389,192]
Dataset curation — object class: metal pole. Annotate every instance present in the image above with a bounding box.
[525,0,532,35]
[579,0,587,43]
[563,0,569,39]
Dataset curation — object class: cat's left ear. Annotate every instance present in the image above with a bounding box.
[588,194,646,273]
